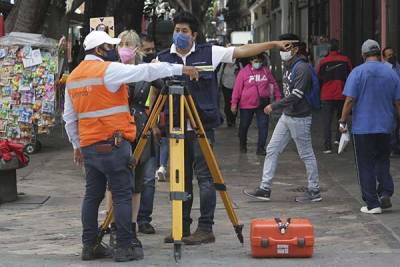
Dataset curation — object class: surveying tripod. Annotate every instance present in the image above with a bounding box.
[96,79,243,261]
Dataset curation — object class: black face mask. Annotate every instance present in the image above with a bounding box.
[98,47,119,62]
[142,53,155,63]
[388,56,397,65]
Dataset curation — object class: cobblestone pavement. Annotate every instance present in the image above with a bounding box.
[1,115,400,267]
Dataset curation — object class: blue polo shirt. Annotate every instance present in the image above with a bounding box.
[343,60,400,134]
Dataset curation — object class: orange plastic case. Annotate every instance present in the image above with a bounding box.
[250,218,314,258]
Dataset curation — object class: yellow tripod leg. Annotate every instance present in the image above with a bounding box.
[95,92,168,248]
[168,88,186,261]
[184,95,244,244]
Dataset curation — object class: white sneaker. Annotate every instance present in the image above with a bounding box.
[334,141,340,145]
[323,149,332,154]
[360,206,382,214]
[155,166,167,182]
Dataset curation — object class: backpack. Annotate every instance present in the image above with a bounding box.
[292,60,321,109]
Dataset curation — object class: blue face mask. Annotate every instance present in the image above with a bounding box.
[173,32,191,49]
[252,62,262,69]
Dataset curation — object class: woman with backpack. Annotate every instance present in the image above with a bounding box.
[231,53,281,155]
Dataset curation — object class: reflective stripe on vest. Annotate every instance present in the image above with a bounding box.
[78,105,130,119]
[66,78,104,90]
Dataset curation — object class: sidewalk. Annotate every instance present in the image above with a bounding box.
[0,114,399,267]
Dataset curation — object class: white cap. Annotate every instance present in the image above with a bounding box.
[83,31,121,51]
[361,39,381,55]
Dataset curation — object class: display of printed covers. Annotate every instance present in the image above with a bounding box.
[0,42,58,144]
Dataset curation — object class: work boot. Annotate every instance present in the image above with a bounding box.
[131,222,144,260]
[114,245,136,262]
[109,222,117,249]
[182,228,215,245]
[138,222,155,234]
[164,229,190,243]
[81,243,113,261]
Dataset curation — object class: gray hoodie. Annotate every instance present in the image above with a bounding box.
[271,55,312,117]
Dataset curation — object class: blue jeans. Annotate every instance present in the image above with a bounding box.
[137,156,157,225]
[81,140,133,247]
[261,114,319,191]
[239,108,269,149]
[183,130,216,233]
[160,137,169,166]
[353,134,394,209]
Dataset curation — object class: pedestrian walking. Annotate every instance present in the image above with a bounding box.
[244,33,322,203]
[383,47,400,155]
[231,53,281,155]
[339,39,400,214]
[63,30,198,262]
[317,39,352,154]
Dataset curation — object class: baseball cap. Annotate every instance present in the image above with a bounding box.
[361,39,381,55]
[83,31,121,51]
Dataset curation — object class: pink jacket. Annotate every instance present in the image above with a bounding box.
[231,64,281,109]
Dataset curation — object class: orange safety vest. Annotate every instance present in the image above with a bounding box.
[66,60,136,148]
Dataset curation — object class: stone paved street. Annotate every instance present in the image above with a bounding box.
[1,114,400,267]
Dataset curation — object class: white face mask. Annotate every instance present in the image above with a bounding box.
[280,51,294,62]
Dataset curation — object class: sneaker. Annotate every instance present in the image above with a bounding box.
[81,243,113,261]
[164,231,190,243]
[360,206,382,214]
[243,187,271,201]
[295,189,322,203]
[182,229,215,245]
[138,223,155,234]
[334,141,340,145]
[109,223,117,249]
[380,196,392,209]
[323,149,332,154]
[256,148,266,156]
[155,166,167,182]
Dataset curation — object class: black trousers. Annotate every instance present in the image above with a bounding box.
[322,100,344,150]
[221,85,237,126]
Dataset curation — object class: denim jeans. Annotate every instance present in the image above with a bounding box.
[137,155,157,225]
[321,100,344,150]
[81,139,133,247]
[159,137,169,167]
[239,108,269,150]
[353,134,394,209]
[183,130,216,233]
[261,114,320,191]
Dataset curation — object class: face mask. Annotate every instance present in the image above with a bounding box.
[98,47,119,62]
[388,56,397,65]
[118,47,136,64]
[143,53,155,63]
[173,32,191,49]
[252,62,262,69]
[280,50,294,62]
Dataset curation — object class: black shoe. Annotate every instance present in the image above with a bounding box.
[380,196,392,209]
[164,231,190,243]
[109,223,117,249]
[256,148,266,156]
[243,187,271,201]
[240,145,247,153]
[114,245,137,262]
[295,189,322,203]
[138,223,155,234]
[81,243,113,261]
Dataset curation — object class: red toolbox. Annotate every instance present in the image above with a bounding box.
[250,218,314,258]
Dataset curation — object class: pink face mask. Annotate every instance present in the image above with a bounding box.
[118,47,137,64]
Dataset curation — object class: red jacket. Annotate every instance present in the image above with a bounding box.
[317,51,352,100]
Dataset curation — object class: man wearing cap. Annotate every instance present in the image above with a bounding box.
[63,31,198,262]
[339,39,400,214]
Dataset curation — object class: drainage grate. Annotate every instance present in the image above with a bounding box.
[287,186,327,193]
